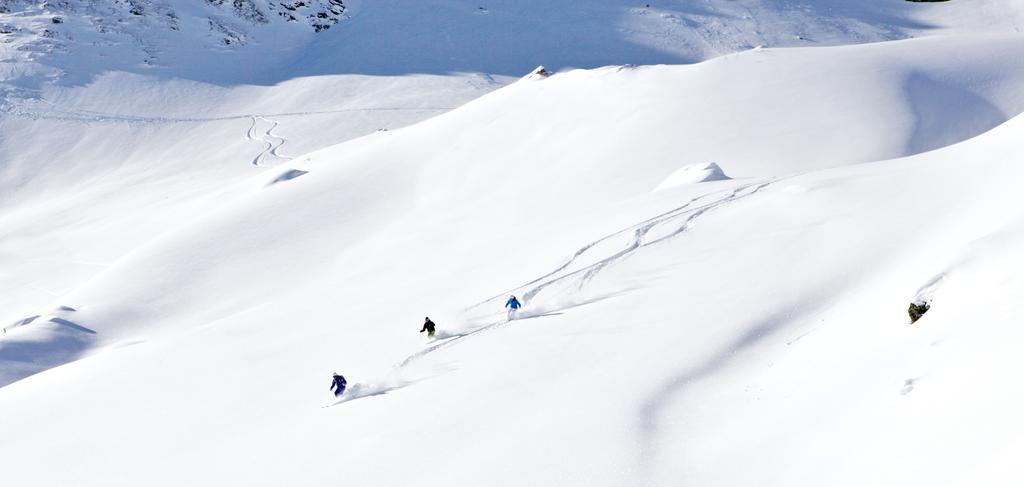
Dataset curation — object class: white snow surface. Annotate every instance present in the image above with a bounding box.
[3,1,1024,486]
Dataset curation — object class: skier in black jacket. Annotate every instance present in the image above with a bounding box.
[420,317,436,338]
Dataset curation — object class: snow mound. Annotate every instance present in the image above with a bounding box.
[0,307,94,387]
[522,66,552,81]
[654,162,731,191]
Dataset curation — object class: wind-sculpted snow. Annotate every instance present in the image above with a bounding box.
[0,307,93,387]
[654,162,731,191]
[904,72,1010,154]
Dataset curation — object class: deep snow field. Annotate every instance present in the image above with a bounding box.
[2,1,1024,486]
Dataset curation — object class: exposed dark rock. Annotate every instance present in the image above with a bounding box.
[908,301,930,324]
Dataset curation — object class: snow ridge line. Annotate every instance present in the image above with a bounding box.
[0,104,457,124]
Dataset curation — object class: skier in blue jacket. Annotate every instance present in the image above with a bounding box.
[330,373,347,397]
[505,295,522,320]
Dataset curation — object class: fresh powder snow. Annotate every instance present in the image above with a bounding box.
[2,1,1024,486]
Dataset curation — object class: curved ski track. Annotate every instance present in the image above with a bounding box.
[246,116,290,167]
[354,179,778,400]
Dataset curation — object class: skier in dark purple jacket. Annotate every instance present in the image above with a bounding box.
[330,373,347,397]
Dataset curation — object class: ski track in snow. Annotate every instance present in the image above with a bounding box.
[329,180,779,407]
[3,101,452,168]
[472,179,775,311]
[246,116,290,167]
[395,317,511,369]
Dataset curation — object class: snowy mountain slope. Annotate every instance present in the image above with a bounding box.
[6,33,1024,382]
[293,0,1024,77]
[3,1,1024,485]
[0,0,346,88]
[0,71,502,322]
[2,96,1024,487]
[7,0,1020,357]
[2,28,1024,485]
[3,0,1022,90]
